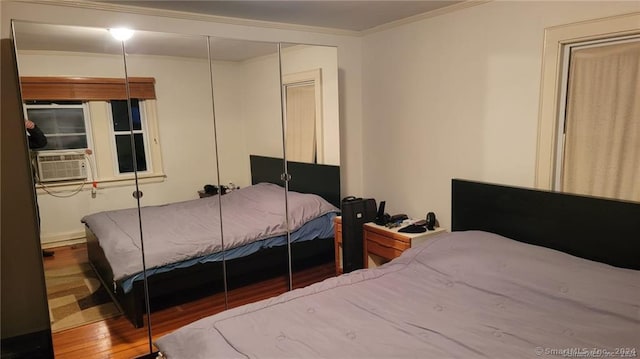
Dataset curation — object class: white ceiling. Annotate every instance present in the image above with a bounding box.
[97,0,464,32]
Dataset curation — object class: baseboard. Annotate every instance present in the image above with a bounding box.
[41,235,86,249]
[0,329,54,359]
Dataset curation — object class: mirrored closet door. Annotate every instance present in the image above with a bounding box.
[209,37,291,305]
[12,19,341,357]
[11,20,149,345]
[279,43,341,290]
[120,29,224,343]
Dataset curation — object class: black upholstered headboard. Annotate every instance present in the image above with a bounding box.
[250,155,341,208]
[451,179,640,270]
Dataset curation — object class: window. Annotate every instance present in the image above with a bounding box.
[535,13,640,194]
[20,76,164,187]
[110,99,149,174]
[556,39,639,202]
[25,101,91,151]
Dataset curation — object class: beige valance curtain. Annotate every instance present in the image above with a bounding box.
[285,83,316,163]
[562,41,640,202]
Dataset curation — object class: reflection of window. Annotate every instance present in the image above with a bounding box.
[25,101,91,151]
[283,69,323,164]
[110,99,148,173]
[285,83,316,163]
[20,77,164,186]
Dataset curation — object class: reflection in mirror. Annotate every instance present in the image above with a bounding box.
[12,20,342,356]
[208,37,291,305]
[11,20,146,348]
[281,44,340,166]
[120,29,224,349]
[279,43,342,290]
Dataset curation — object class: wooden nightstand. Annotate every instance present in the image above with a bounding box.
[363,222,445,268]
[333,216,343,275]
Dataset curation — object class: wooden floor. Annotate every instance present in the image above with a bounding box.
[44,244,336,359]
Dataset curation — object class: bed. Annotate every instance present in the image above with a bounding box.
[85,155,341,328]
[154,179,640,358]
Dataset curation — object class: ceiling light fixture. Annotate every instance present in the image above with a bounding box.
[109,28,134,41]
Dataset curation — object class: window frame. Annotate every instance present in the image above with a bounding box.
[107,99,153,176]
[552,36,640,191]
[535,12,640,190]
[24,101,94,153]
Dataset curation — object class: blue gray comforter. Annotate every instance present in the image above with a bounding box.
[155,230,640,358]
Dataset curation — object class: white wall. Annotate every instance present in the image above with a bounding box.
[212,60,251,188]
[241,51,285,161]
[362,1,639,229]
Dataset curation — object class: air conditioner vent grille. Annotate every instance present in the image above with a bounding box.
[36,152,87,182]
[39,154,85,162]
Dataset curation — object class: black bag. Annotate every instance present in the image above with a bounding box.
[341,197,377,273]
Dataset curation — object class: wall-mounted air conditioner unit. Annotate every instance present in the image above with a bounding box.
[36,151,87,182]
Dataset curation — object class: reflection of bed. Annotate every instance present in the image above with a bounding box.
[155,179,640,358]
[85,155,340,328]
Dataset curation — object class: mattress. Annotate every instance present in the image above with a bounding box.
[155,230,640,358]
[82,183,339,290]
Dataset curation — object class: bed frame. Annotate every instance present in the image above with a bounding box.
[87,155,340,328]
[451,179,640,270]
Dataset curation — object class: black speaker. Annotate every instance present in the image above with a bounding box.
[341,197,377,273]
[374,200,391,225]
[426,212,437,230]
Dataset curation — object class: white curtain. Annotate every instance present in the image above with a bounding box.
[562,41,640,202]
[285,83,316,163]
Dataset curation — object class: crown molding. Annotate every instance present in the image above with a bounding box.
[17,0,492,37]
[361,0,492,36]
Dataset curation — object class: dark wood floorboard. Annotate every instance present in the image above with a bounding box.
[45,244,335,358]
